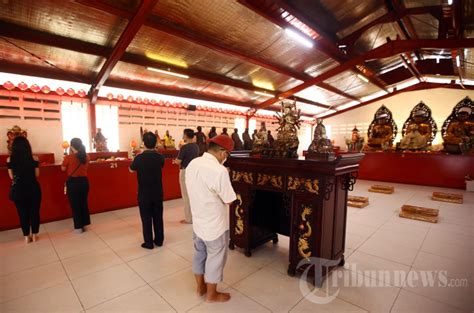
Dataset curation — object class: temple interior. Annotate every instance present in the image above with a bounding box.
[0,0,473,312]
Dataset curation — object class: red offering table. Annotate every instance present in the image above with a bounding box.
[0,153,55,166]
[0,159,181,230]
[357,152,474,189]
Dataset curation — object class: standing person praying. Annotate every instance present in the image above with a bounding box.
[174,128,199,224]
[186,135,236,303]
[129,132,165,249]
[61,138,90,233]
[7,137,42,243]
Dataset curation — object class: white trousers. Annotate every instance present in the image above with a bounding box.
[179,169,192,223]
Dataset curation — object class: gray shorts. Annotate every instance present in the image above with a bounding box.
[192,230,229,284]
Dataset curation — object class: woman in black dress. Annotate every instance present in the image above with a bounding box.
[7,137,42,243]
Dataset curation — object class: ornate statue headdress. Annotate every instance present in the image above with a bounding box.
[441,96,474,138]
[367,105,398,142]
[402,101,437,144]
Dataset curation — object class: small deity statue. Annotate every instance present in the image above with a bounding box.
[307,119,334,159]
[398,102,437,150]
[442,97,474,154]
[273,100,301,158]
[164,130,175,149]
[346,126,364,152]
[93,128,108,152]
[366,105,397,150]
[7,125,27,153]
[252,121,269,154]
[154,130,164,149]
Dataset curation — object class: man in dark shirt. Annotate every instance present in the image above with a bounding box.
[221,128,229,136]
[195,126,207,156]
[174,128,199,224]
[208,127,217,139]
[130,132,165,249]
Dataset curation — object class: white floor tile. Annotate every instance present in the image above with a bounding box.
[71,264,146,309]
[0,281,82,313]
[233,268,305,312]
[86,285,174,313]
[150,267,208,312]
[128,248,191,283]
[391,289,467,313]
[0,262,68,303]
[62,247,123,280]
[0,181,471,312]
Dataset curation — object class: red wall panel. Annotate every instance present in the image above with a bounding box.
[0,159,181,230]
[357,152,474,189]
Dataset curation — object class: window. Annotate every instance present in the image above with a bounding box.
[61,100,90,151]
[96,104,119,152]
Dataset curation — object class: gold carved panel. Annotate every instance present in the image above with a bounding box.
[231,171,254,185]
[234,194,244,236]
[257,174,283,189]
[298,205,313,259]
[288,176,319,194]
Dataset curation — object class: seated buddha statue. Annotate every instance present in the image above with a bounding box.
[367,114,394,149]
[252,121,269,154]
[399,104,437,150]
[307,119,334,159]
[399,124,428,150]
[442,105,474,153]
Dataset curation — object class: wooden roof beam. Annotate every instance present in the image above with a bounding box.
[0,60,318,115]
[339,5,443,47]
[0,21,329,109]
[255,38,474,110]
[76,0,359,102]
[239,0,389,93]
[89,0,158,105]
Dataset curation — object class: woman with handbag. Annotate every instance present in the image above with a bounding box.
[6,136,42,243]
[61,138,91,233]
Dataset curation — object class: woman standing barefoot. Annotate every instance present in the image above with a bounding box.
[7,137,42,243]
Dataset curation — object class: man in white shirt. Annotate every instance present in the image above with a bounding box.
[185,135,236,303]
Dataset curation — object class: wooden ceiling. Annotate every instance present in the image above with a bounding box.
[0,0,473,117]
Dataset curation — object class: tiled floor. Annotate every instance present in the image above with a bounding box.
[0,180,473,312]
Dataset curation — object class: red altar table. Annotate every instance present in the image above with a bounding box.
[0,159,181,230]
[0,153,55,167]
[357,152,474,189]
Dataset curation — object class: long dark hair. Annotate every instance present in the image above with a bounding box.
[10,136,34,167]
[70,138,87,164]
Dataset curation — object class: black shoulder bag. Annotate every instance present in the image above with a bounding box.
[64,163,82,195]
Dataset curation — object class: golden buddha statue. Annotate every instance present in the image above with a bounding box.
[442,97,474,154]
[399,102,437,150]
[366,105,397,150]
[399,125,427,150]
[306,119,335,160]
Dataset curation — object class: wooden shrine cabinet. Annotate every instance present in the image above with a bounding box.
[226,153,364,286]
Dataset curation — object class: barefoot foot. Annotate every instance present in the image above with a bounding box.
[206,291,231,303]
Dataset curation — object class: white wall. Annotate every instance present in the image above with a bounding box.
[1,119,64,162]
[324,88,474,148]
